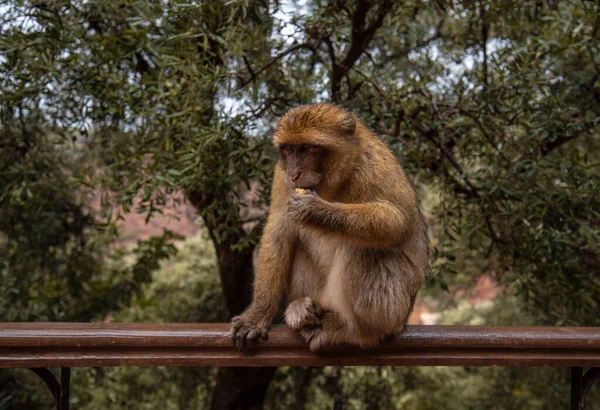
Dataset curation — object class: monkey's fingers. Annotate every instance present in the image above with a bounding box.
[233,328,249,350]
[231,317,243,339]
[231,317,251,350]
[246,328,261,343]
[249,324,270,343]
[289,191,313,201]
[260,328,269,340]
[314,305,324,320]
[302,298,324,326]
[237,330,253,351]
[289,192,303,201]
[231,323,240,342]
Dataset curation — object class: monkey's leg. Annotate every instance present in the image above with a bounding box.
[231,206,297,350]
[284,297,324,330]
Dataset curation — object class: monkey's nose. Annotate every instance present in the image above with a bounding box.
[291,171,301,182]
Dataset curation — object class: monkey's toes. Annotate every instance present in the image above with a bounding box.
[300,326,325,351]
[231,316,269,351]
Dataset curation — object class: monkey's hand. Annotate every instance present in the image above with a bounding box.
[284,297,324,330]
[231,314,270,351]
[287,189,323,222]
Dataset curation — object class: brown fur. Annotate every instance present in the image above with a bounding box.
[231,103,429,351]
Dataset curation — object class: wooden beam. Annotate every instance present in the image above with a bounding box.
[1,323,599,368]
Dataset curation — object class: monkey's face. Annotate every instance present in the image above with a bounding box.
[278,143,326,190]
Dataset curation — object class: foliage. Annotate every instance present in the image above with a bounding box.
[1,0,273,246]
[70,230,225,410]
[1,0,600,409]
[0,122,179,322]
[1,231,215,409]
[3,0,598,320]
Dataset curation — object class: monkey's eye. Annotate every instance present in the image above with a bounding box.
[279,145,291,156]
[299,144,311,153]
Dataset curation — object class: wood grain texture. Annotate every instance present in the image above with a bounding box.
[1,323,599,368]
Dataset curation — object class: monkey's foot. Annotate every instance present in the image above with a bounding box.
[284,297,324,330]
[299,326,327,352]
[231,315,270,351]
[299,312,360,352]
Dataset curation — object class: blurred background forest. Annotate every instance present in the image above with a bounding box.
[1,0,599,409]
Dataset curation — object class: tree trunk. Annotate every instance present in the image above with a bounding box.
[212,242,255,316]
[188,188,276,410]
[210,367,277,410]
[208,242,276,410]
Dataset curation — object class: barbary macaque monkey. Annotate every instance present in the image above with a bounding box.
[231,103,429,351]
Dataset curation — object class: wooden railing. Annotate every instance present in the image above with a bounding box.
[1,323,599,409]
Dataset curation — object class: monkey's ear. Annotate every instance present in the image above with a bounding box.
[339,113,356,136]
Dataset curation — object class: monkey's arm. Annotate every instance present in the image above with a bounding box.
[232,189,297,350]
[288,192,414,246]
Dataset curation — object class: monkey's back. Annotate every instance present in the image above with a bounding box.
[328,126,428,340]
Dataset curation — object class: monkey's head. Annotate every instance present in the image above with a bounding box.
[274,103,359,190]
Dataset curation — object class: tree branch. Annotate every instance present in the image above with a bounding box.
[340,0,394,70]
[416,101,506,246]
[329,0,394,101]
[540,131,589,155]
[479,2,489,88]
[353,67,385,98]
[376,15,444,68]
[323,36,340,101]
[236,43,317,90]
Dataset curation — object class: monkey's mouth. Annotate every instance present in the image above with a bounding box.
[289,181,314,189]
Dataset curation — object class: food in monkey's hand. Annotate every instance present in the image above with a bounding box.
[294,188,308,195]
